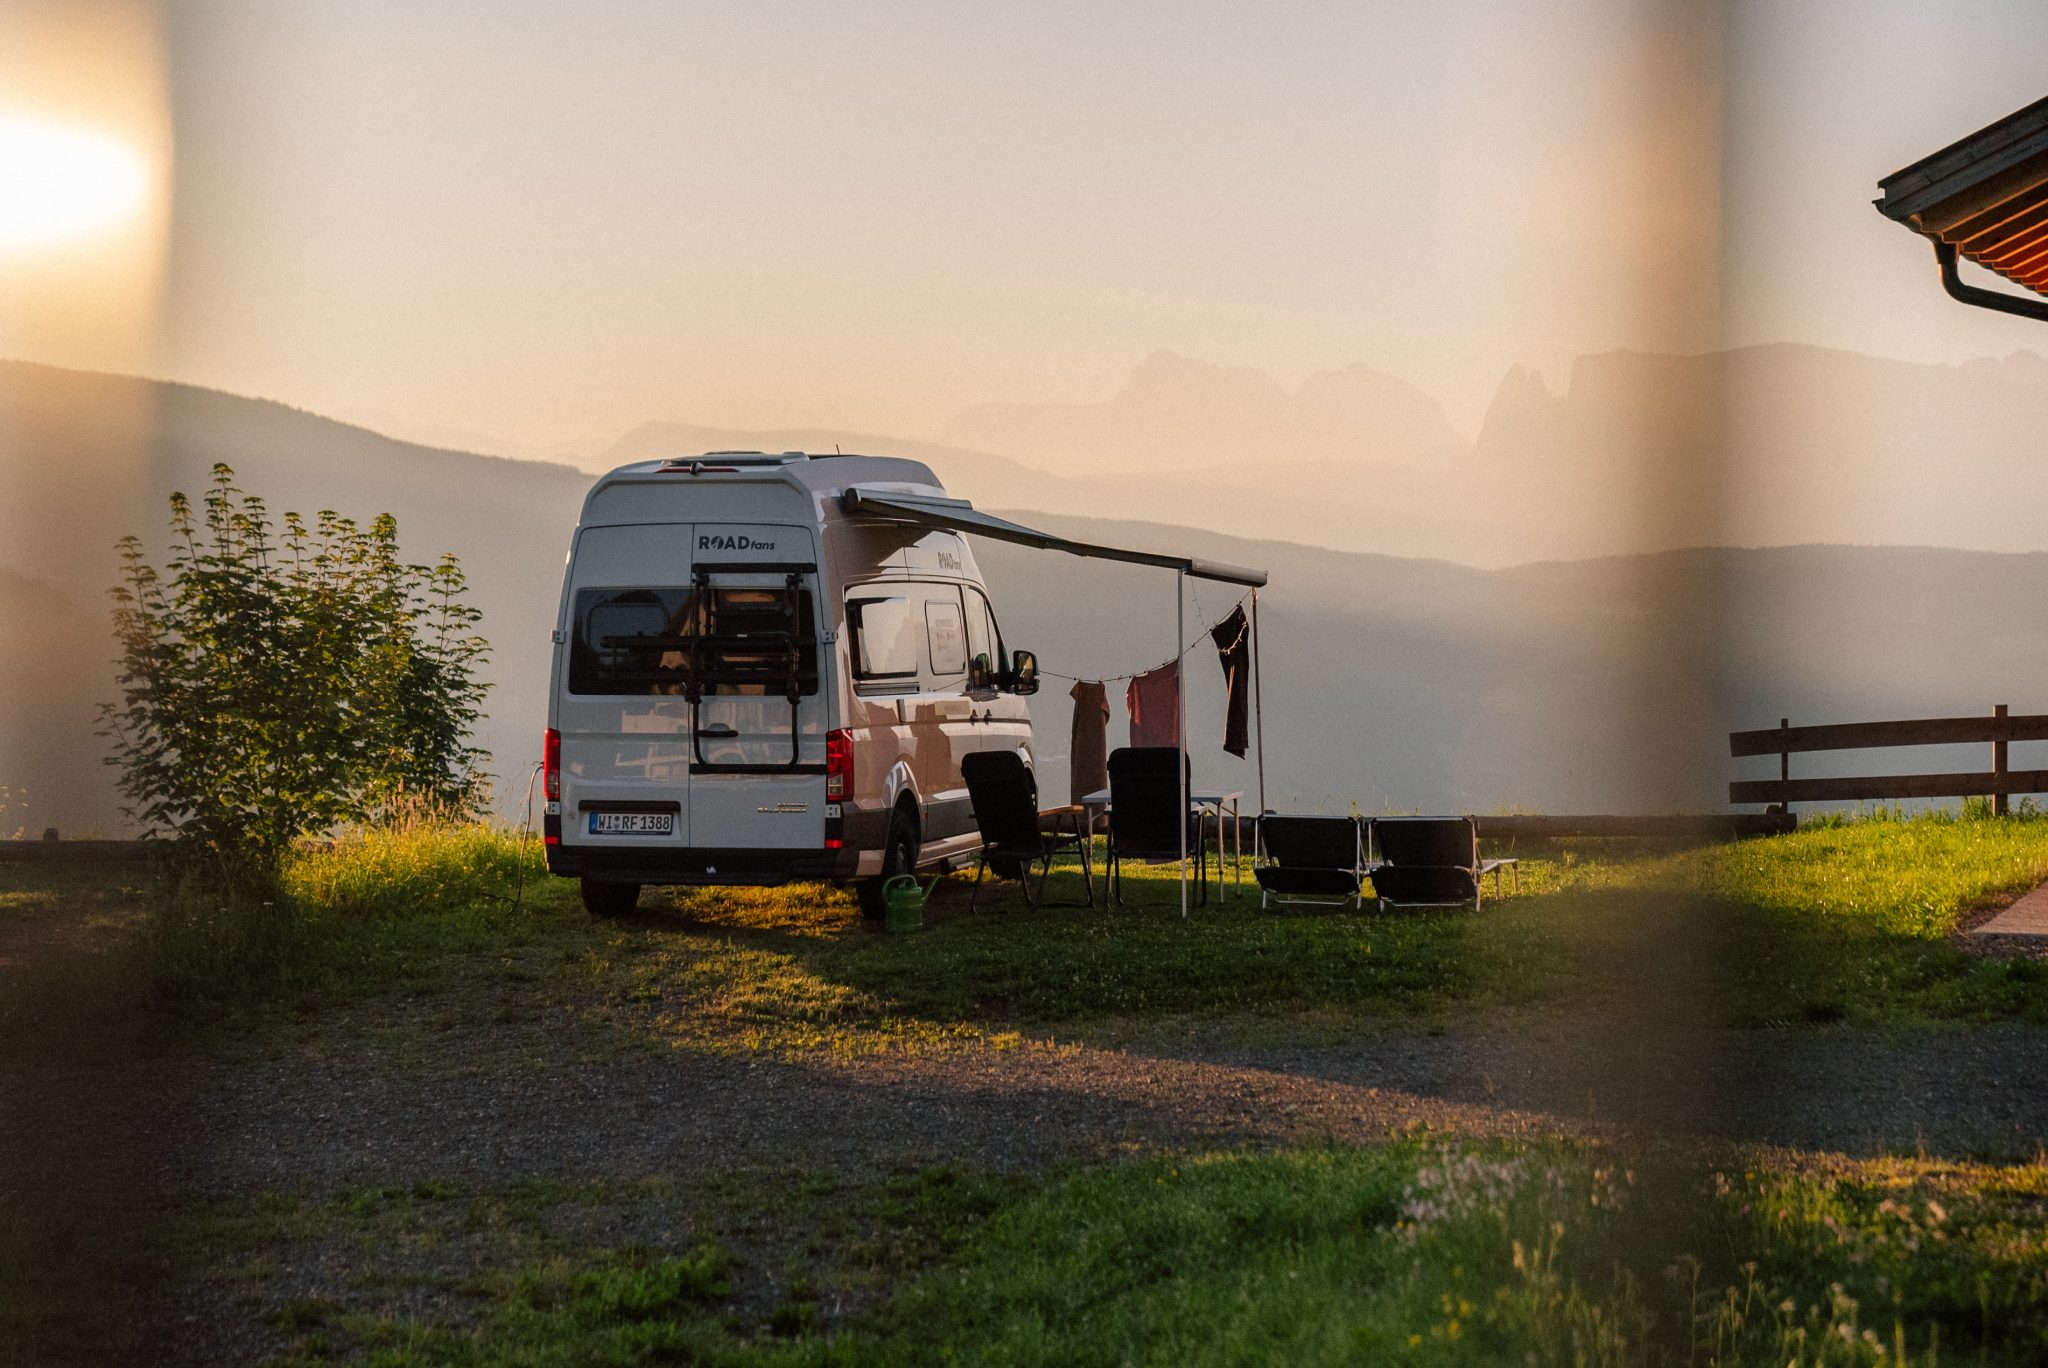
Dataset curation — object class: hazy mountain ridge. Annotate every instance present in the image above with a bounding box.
[938,343,2048,566]
[945,351,1464,476]
[8,360,2048,835]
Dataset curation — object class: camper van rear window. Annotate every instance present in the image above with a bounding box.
[568,587,819,697]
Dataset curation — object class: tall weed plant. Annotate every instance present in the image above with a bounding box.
[135,820,549,1020]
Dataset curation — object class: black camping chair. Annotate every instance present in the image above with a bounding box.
[962,750,1095,910]
[1253,814,1372,910]
[1105,746,1212,907]
[1368,816,1518,910]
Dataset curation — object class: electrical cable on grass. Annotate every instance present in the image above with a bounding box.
[513,760,542,910]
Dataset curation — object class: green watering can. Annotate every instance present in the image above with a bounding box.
[882,874,932,934]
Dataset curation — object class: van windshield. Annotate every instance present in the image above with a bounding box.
[569,586,819,697]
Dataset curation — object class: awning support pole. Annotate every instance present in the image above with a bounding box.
[1251,588,1266,825]
[1177,569,1189,920]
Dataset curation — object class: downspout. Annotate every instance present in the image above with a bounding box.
[1934,239,2048,323]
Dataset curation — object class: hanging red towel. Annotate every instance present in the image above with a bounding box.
[1126,661,1181,749]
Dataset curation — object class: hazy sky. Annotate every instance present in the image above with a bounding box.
[3,0,2046,450]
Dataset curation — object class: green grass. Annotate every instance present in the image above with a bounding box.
[841,1144,2048,1367]
[590,856,1541,1055]
[171,1163,1021,1367]
[174,1143,2048,1367]
[1683,811,2048,937]
[151,823,581,1017]
[1664,812,2048,1025]
[0,824,583,1061]
[13,808,2048,1060]
[585,814,2048,1052]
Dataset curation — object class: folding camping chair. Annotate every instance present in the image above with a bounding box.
[961,750,1095,910]
[1368,816,1518,910]
[1253,814,1373,910]
[1104,746,1212,907]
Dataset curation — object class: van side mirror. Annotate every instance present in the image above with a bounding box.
[1007,649,1039,696]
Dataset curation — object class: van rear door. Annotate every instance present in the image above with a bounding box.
[685,528,828,850]
[559,524,699,853]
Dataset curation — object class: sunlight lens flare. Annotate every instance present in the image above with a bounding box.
[0,114,150,253]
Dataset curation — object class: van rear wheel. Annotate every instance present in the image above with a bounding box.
[857,812,918,922]
[581,879,641,917]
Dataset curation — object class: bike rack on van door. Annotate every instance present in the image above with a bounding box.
[685,562,823,775]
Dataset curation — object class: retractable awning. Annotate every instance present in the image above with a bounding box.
[1876,96,2048,320]
[842,482,1269,919]
[840,487,1268,588]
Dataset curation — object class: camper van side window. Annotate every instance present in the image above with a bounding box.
[925,596,967,678]
[847,595,920,682]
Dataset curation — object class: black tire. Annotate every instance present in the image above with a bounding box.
[581,879,642,917]
[856,809,918,922]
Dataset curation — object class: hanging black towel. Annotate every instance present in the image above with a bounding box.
[1068,679,1110,806]
[1210,605,1250,758]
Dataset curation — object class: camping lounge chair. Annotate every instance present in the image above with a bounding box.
[1253,814,1372,910]
[1368,816,1518,910]
[961,750,1095,910]
[1105,746,1213,907]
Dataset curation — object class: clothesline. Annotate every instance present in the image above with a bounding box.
[1034,591,1252,684]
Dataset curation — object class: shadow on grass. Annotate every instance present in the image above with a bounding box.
[588,824,2048,1073]
[600,853,1543,1055]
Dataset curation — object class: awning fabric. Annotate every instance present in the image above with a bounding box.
[840,487,1268,588]
[1876,96,2048,298]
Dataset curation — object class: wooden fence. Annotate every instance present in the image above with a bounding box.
[0,839,152,863]
[1729,704,2046,812]
[1473,813,1794,840]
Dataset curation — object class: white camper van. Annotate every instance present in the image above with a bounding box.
[542,452,1039,917]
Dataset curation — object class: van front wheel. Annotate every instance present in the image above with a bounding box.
[581,879,641,918]
[856,812,918,922]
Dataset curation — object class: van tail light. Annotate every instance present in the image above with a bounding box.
[825,728,853,800]
[543,728,561,801]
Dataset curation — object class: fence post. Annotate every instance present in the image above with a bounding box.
[1995,703,2010,817]
[1775,717,1789,813]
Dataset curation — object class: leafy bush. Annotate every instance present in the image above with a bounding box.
[100,464,490,871]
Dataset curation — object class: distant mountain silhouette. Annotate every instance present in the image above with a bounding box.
[8,359,2048,835]
[938,344,2048,566]
[946,351,1463,476]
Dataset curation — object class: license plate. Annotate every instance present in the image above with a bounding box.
[588,812,674,836]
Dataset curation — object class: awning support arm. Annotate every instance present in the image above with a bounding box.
[1177,569,1189,921]
[1935,240,2048,323]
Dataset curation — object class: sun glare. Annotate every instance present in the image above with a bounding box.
[0,114,150,254]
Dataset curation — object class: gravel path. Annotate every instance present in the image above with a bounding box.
[13,1011,2048,1210]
